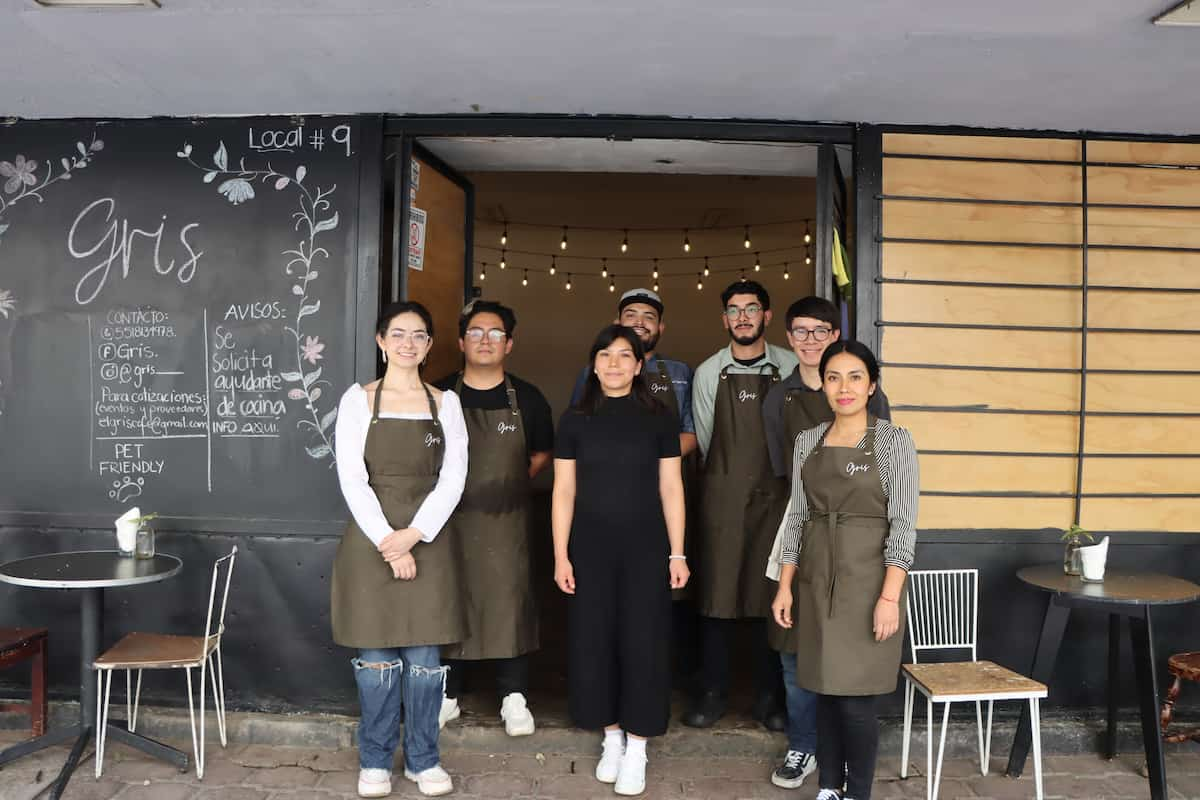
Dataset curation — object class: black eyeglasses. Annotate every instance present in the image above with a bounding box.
[789,327,833,342]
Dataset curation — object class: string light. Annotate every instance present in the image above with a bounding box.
[744,226,752,249]
[754,252,761,272]
[683,230,691,253]
[565,273,572,291]
[653,281,659,292]
[500,250,507,270]
[601,258,609,278]
[549,255,557,276]
[805,244,813,266]
[652,259,659,280]
[803,222,812,245]
[480,262,487,281]
[783,262,790,280]
[696,273,704,291]
[703,256,710,277]
[522,269,529,287]
[621,230,629,253]
[740,267,746,282]
[609,277,616,293]
[560,226,569,251]
[500,224,508,246]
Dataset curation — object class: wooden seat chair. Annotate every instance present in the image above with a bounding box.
[0,627,48,737]
[93,546,237,779]
[1161,651,1200,744]
[900,569,1048,800]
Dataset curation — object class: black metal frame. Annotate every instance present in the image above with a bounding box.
[861,123,1200,531]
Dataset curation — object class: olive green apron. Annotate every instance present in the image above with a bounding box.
[330,379,468,649]
[696,363,786,619]
[792,422,906,695]
[648,358,692,601]
[768,374,834,652]
[442,375,538,661]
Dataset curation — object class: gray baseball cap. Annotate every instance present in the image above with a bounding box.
[618,287,663,315]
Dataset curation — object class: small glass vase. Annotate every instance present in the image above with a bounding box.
[1063,541,1083,576]
[135,524,156,560]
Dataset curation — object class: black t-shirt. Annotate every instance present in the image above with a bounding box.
[434,371,555,455]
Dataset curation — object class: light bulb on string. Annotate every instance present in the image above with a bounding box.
[805,246,812,266]
[652,258,659,280]
[803,221,812,245]
[500,224,508,246]
[549,255,557,276]
[609,277,616,293]
[601,258,609,278]
[522,270,529,287]
[703,256,710,277]
[740,267,747,282]
[754,252,761,272]
[499,250,507,270]
[696,273,704,291]
[621,230,629,254]
[565,273,572,291]
[683,230,691,253]
[783,262,790,281]
[480,262,487,281]
[653,281,659,292]
[560,226,568,251]
[744,226,752,249]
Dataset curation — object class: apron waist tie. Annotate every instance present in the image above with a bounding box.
[810,510,888,619]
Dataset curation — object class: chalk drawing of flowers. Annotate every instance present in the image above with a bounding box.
[0,289,15,320]
[181,140,339,462]
[0,133,103,245]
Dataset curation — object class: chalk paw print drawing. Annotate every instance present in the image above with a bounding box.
[180,141,339,462]
[109,476,145,503]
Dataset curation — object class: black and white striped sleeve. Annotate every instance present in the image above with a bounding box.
[877,424,919,571]
[780,424,828,566]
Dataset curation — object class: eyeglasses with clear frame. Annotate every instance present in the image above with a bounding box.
[789,326,833,342]
[465,327,508,343]
[387,330,430,345]
[724,303,764,320]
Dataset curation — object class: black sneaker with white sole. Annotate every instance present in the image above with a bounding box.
[771,750,816,789]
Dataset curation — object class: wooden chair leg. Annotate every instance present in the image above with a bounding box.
[30,637,47,737]
[1160,676,1181,736]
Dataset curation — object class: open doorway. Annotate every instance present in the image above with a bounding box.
[381,131,852,722]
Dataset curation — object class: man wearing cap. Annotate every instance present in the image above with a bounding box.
[685,279,798,731]
[569,287,696,454]
[434,300,555,737]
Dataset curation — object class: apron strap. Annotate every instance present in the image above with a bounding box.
[503,374,521,417]
[423,382,440,428]
[370,371,387,424]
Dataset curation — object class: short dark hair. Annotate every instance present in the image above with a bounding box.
[459,300,517,338]
[720,279,770,311]
[377,301,433,339]
[785,296,839,331]
[819,340,880,385]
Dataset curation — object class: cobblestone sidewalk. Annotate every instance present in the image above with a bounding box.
[2,729,1199,799]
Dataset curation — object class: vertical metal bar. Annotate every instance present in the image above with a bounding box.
[1007,596,1070,778]
[853,125,884,350]
[1074,138,1090,525]
[79,588,102,728]
[815,142,835,302]
[353,115,385,383]
[1107,613,1121,759]
[395,136,413,303]
[1129,608,1167,800]
[463,182,476,302]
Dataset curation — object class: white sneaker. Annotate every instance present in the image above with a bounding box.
[614,749,647,796]
[815,789,842,800]
[404,764,454,796]
[595,736,624,783]
[438,696,460,730]
[357,768,391,798]
[500,692,535,737]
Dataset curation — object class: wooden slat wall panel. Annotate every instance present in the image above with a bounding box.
[1088,165,1200,207]
[1083,458,1200,494]
[883,200,1082,244]
[1080,499,1200,532]
[895,411,1078,454]
[881,242,1082,286]
[1088,250,1200,290]
[881,328,1081,370]
[883,133,1081,162]
[921,454,1077,494]
[887,368,1081,412]
[1087,140,1200,167]
[882,284,1081,328]
[1086,333,1200,371]
[1084,417,1200,455]
[1089,207,1200,249]
[883,158,1081,203]
[1088,290,1200,331]
[1087,374,1200,414]
[920,497,1074,530]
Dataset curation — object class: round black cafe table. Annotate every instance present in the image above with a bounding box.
[0,551,185,799]
[1006,564,1200,800]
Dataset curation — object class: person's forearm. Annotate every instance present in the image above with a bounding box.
[880,565,906,602]
[662,478,686,557]
[551,489,574,562]
[778,563,797,587]
[528,451,552,479]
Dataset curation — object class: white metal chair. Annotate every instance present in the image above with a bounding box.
[93,546,237,779]
[900,568,1047,800]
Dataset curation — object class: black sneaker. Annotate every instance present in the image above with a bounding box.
[681,690,726,728]
[771,751,816,789]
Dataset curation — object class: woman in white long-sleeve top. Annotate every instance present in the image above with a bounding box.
[332,300,469,799]
[770,340,918,800]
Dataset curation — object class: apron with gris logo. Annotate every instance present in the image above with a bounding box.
[330,378,468,648]
[442,375,537,660]
[696,364,786,619]
[792,420,905,695]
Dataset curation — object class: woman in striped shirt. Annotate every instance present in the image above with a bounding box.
[770,340,918,800]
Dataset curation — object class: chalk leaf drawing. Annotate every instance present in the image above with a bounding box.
[180,141,338,462]
[0,133,104,239]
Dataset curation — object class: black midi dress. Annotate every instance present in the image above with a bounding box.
[557,394,681,737]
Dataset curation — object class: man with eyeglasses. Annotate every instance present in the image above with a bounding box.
[760,296,891,790]
[433,300,555,737]
[685,280,798,732]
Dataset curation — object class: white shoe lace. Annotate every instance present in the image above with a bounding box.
[815,789,840,800]
[783,750,804,769]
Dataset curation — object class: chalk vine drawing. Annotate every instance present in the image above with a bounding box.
[180,141,338,461]
[0,132,104,412]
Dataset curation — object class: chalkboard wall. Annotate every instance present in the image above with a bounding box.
[0,117,374,530]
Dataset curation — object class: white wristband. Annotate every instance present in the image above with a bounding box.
[669,555,687,561]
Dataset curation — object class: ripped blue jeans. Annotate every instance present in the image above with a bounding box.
[353,646,445,773]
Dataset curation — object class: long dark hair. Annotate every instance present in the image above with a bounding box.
[574,325,665,416]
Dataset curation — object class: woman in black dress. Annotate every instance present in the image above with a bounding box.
[553,325,688,797]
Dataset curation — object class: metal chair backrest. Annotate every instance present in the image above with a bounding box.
[201,546,238,654]
[905,568,978,663]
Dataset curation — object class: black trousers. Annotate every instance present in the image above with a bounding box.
[444,655,529,700]
[816,693,880,800]
[568,545,672,738]
[698,616,782,700]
